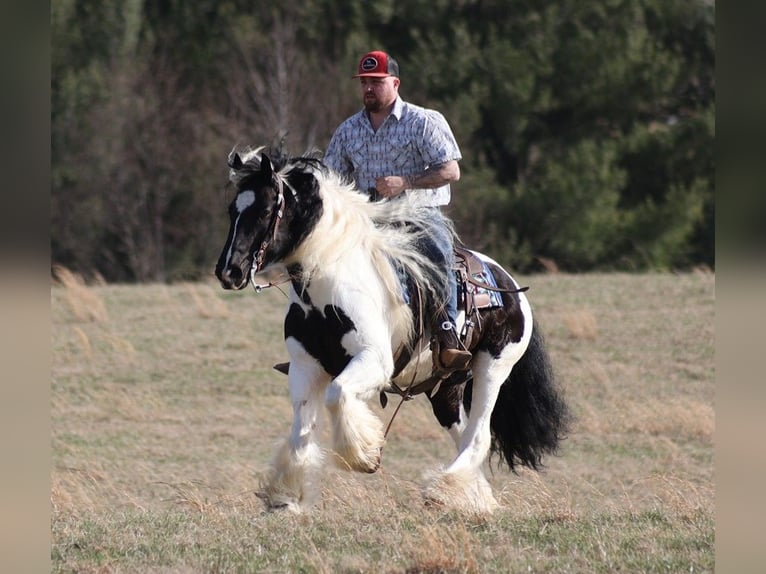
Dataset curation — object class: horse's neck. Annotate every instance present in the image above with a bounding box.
[288,248,414,348]
[290,216,351,267]
[285,188,415,343]
[292,247,377,291]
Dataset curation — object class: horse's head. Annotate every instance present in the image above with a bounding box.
[215,147,323,289]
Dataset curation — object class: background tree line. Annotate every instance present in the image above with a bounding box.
[51,0,715,282]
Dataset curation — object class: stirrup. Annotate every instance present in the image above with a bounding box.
[433,322,471,372]
[437,348,472,372]
[439,321,471,352]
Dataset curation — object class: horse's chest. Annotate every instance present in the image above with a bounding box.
[284,301,357,376]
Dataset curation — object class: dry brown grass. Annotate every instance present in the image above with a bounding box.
[50,271,715,573]
[406,523,480,573]
[562,309,599,340]
[182,283,231,319]
[52,265,109,323]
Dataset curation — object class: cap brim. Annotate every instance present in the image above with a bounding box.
[352,72,394,78]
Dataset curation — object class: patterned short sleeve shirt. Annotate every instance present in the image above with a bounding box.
[324,96,462,206]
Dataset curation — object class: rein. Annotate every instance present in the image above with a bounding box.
[383,283,426,441]
[250,274,292,296]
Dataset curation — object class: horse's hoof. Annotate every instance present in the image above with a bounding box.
[423,495,446,509]
[365,453,381,474]
[333,449,381,473]
[267,500,301,513]
[256,491,301,513]
[360,447,382,473]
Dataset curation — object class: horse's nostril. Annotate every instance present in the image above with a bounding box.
[217,267,237,289]
[220,267,243,289]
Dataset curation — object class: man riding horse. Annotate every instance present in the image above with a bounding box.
[323,50,471,372]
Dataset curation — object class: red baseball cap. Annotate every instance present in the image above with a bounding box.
[353,51,400,78]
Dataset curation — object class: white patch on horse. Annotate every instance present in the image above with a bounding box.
[235,189,256,213]
[220,190,256,271]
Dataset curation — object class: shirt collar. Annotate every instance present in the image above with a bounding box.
[390,96,404,119]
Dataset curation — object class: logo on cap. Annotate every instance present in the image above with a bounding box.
[361,57,380,72]
[354,51,398,78]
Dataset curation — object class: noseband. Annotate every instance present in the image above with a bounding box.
[249,174,297,291]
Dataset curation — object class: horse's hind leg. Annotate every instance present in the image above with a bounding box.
[260,366,329,512]
[423,353,515,513]
[427,377,469,449]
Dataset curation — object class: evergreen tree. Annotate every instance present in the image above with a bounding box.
[51,0,715,280]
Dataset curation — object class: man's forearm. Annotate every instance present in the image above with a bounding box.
[406,160,460,189]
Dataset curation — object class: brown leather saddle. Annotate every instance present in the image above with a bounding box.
[382,246,526,403]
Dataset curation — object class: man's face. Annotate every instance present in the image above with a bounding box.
[359,76,399,112]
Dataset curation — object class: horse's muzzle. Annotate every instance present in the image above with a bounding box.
[217,266,248,290]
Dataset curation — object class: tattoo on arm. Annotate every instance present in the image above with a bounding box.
[406,161,459,189]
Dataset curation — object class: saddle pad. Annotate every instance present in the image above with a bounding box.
[392,256,503,309]
[457,259,503,310]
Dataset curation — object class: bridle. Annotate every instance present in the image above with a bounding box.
[248,174,298,292]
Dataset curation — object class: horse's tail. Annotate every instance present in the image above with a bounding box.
[484,321,571,472]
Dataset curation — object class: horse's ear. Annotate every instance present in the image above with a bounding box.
[228,150,243,170]
[261,153,274,179]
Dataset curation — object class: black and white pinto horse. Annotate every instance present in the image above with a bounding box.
[215,146,569,514]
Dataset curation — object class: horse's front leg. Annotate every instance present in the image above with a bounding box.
[260,359,330,512]
[325,346,393,473]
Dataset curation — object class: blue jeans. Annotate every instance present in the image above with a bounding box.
[418,209,459,329]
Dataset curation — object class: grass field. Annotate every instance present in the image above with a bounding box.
[51,269,714,573]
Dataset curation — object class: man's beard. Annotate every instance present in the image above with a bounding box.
[364,95,383,113]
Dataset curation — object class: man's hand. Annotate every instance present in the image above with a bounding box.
[374,176,409,199]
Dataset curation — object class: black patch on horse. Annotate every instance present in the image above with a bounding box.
[284,303,355,377]
[290,276,312,306]
[472,262,526,358]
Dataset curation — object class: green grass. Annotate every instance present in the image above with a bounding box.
[51,271,715,572]
[51,506,714,573]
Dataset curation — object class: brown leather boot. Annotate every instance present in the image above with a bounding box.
[435,322,472,371]
[273,362,290,375]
